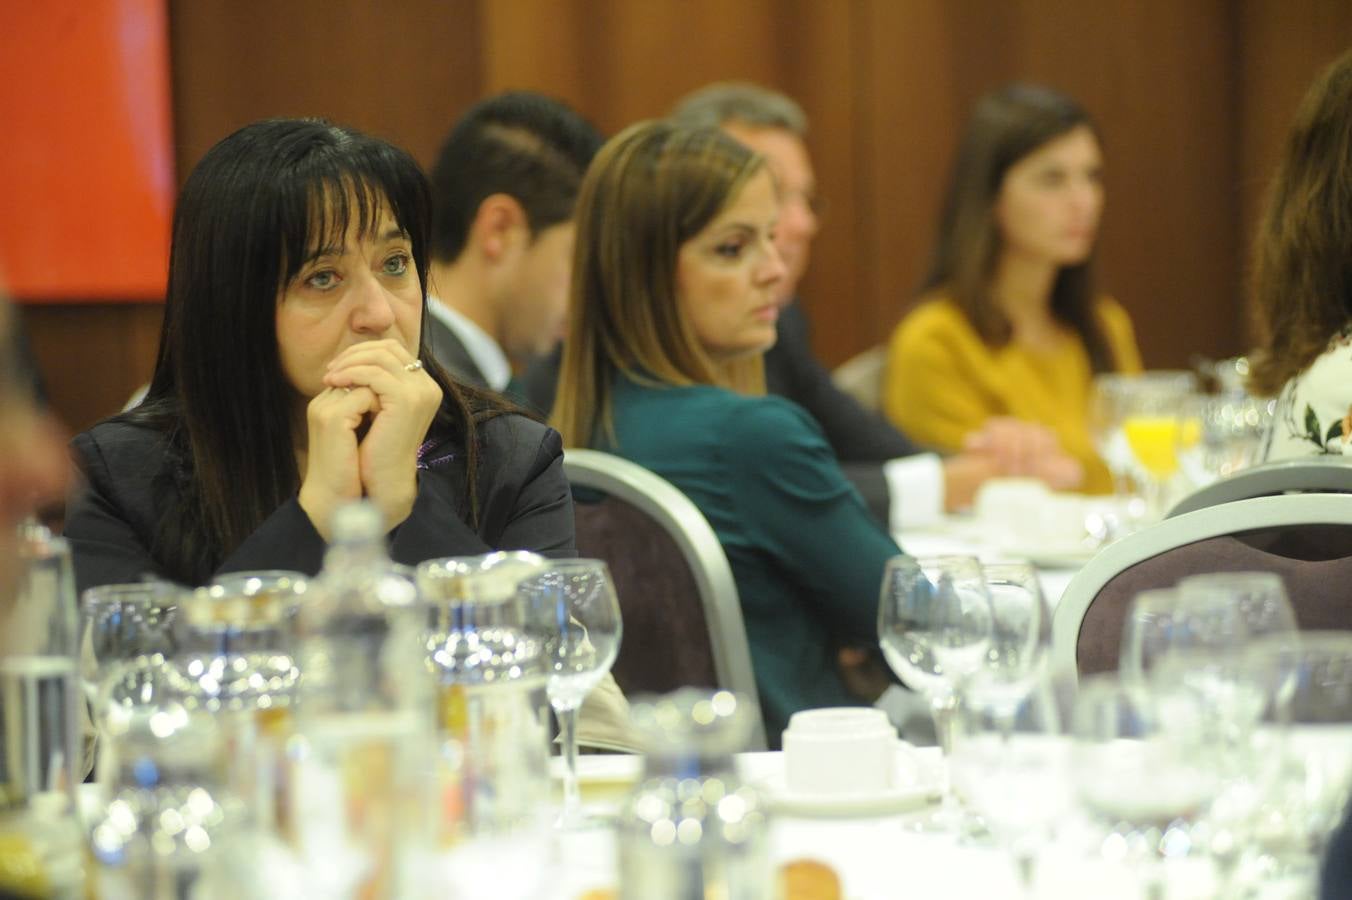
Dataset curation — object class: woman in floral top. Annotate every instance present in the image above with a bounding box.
[1249,49,1352,461]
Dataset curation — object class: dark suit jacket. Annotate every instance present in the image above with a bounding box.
[64,413,576,594]
[520,301,924,523]
[425,313,490,389]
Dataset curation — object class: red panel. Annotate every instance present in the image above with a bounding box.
[0,0,173,302]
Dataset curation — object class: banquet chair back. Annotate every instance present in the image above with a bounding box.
[563,448,766,750]
[831,345,886,411]
[1168,457,1352,517]
[1052,493,1352,682]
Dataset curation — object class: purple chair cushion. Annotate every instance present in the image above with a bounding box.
[573,496,719,694]
[1077,523,1352,676]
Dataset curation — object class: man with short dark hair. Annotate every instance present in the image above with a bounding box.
[426,92,602,396]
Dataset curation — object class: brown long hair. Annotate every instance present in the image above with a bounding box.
[551,121,765,448]
[1247,50,1352,396]
[921,83,1115,372]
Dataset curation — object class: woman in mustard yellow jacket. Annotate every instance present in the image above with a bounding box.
[884,84,1141,494]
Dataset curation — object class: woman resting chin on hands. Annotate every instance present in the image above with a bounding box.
[302,340,443,539]
[63,118,577,594]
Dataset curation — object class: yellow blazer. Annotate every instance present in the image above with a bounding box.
[882,296,1142,494]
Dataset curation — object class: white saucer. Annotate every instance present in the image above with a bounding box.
[739,749,943,818]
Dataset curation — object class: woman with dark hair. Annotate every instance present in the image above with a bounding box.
[1248,50,1352,461]
[64,118,575,593]
[552,121,908,744]
[882,83,1141,493]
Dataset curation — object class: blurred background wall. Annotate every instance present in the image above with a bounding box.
[15,0,1352,434]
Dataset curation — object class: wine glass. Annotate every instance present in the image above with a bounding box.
[1175,571,1297,640]
[1119,587,1249,688]
[1090,371,1196,502]
[1240,632,1352,894]
[878,556,993,751]
[1120,384,1203,521]
[979,562,1050,715]
[950,673,1070,897]
[878,555,992,834]
[519,559,622,828]
[1072,674,1221,899]
[1176,393,1274,489]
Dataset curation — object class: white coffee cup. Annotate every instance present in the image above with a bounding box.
[781,707,898,795]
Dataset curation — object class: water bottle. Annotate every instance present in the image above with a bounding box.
[617,689,770,900]
[0,522,83,899]
[287,501,433,899]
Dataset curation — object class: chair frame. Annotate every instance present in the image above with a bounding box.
[1052,492,1352,684]
[563,448,766,749]
[1168,457,1352,517]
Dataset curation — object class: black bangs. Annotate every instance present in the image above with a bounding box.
[272,124,432,293]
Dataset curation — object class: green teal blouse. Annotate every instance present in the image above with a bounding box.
[600,375,905,745]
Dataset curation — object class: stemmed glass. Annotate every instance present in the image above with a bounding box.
[1120,384,1203,521]
[519,559,622,828]
[1090,371,1196,508]
[1240,632,1352,894]
[978,562,1050,716]
[950,675,1070,897]
[1175,572,1297,640]
[80,581,179,710]
[878,555,992,833]
[1119,587,1249,688]
[1071,674,1221,900]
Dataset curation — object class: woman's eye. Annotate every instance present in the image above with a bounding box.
[383,252,411,276]
[305,270,339,290]
[714,243,744,259]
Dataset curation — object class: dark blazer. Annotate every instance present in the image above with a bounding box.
[64,413,576,594]
[519,301,925,523]
[425,313,490,389]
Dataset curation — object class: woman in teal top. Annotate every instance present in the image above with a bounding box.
[551,121,905,743]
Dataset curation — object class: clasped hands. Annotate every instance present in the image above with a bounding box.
[943,417,1083,512]
[297,339,442,540]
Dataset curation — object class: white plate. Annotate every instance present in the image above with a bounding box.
[738,749,943,818]
[996,541,1100,569]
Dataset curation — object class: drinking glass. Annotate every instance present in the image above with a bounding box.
[878,556,994,752]
[978,562,1050,717]
[519,559,622,828]
[1176,393,1274,489]
[1120,384,1203,520]
[1175,572,1297,640]
[1241,632,1352,893]
[1072,674,1220,899]
[0,526,83,899]
[1090,371,1196,501]
[950,674,1070,897]
[80,581,179,713]
[1119,587,1249,688]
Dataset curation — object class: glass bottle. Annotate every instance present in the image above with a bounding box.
[0,522,83,899]
[287,501,433,899]
[617,689,770,900]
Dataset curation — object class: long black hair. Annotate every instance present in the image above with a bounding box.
[124,117,503,583]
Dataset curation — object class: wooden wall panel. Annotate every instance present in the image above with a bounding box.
[23,303,162,433]
[24,1,1352,438]
[168,0,485,172]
